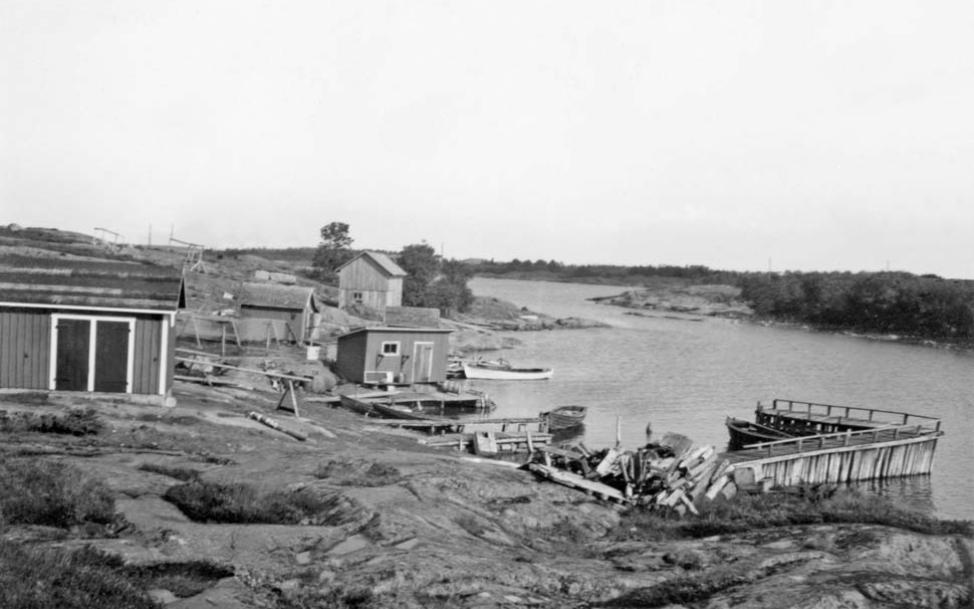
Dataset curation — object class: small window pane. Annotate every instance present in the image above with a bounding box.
[381,342,400,355]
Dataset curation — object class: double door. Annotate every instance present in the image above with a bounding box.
[52,315,133,392]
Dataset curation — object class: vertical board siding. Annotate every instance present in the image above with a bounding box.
[132,316,162,394]
[750,437,940,486]
[0,308,50,390]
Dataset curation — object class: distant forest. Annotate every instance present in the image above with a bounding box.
[217,248,974,346]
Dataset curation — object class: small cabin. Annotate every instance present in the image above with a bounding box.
[237,283,319,343]
[335,327,451,385]
[0,255,185,400]
[337,251,406,315]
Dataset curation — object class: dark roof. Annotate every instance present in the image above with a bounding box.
[0,255,185,312]
[337,251,407,277]
[338,326,452,340]
[239,282,318,311]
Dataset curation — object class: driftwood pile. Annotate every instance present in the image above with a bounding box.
[527,432,739,515]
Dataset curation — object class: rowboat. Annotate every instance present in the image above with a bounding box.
[462,359,553,381]
[725,416,795,450]
[541,405,587,431]
[339,394,377,416]
[369,400,437,421]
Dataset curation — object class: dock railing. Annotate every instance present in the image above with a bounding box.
[760,398,942,430]
[742,423,943,457]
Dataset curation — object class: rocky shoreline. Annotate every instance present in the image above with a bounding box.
[1,384,971,609]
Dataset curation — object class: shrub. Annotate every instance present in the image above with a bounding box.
[0,408,102,435]
[163,480,341,525]
[0,541,156,609]
[314,459,402,487]
[138,462,202,481]
[0,457,117,528]
[616,488,973,542]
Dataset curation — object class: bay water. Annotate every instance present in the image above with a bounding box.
[467,277,974,520]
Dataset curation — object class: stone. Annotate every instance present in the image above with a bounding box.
[147,588,178,604]
[295,551,312,565]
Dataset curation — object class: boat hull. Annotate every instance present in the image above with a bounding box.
[725,416,793,450]
[543,405,587,430]
[462,363,553,380]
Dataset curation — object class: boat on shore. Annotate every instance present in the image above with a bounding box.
[542,405,587,431]
[462,358,553,381]
[725,416,796,450]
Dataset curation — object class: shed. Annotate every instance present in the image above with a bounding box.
[335,327,452,385]
[337,251,407,315]
[238,282,319,343]
[0,255,185,398]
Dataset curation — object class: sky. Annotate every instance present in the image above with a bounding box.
[2,1,973,278]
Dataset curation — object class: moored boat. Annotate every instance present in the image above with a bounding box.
[462,358,553,381]
[339,394,377,416]
[542,405,587,430]
[725,416,795,450]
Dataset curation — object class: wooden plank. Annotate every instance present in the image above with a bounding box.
[527,463,627,503]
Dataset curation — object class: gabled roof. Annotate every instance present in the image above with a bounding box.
[0,254,185,313]
[239,282,318,312]
[337,251,407,277]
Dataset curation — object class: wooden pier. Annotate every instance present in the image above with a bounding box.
[727,399,943,488]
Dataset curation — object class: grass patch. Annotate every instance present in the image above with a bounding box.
[615,487,973,543]
[127,561,234,598]
[314,459,402,487]
[600,567,749,608]
[138,462,202,481]
[0,541,157,609]
[0,408,102,435]
[163,480,351,525]
[0,457,118,529]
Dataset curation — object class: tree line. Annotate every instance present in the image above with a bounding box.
[738,271,974,342]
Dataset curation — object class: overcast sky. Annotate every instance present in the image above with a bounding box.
[2,1,972,278]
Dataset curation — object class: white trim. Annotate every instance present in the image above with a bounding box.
[1,301,176,317]
[158,317,169,395]
[411,341,435,382]
[50,314,136,393]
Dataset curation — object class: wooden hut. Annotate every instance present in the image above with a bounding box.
[0,255,185,399]
[336,327,451,385]
[237,283,319,343]
[337,251,406,315]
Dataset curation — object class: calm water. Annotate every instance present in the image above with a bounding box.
[467,277,974,521]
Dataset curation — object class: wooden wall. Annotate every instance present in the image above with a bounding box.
[0,308,50,390]
[338,258,401,310]
[0,307,172,396]
[131,316,163,394]
[335,331,368,382]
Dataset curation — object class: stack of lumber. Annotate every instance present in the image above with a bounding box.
[527,432,738,515]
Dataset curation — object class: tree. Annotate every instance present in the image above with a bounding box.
[398,243,439,307]
[312,222,354,282]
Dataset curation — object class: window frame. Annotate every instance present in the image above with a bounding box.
[380,341,401,357]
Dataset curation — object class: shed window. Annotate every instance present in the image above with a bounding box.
[353,291,363,303]
[380,341,400,356]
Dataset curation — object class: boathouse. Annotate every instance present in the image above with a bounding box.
[237,282,319,343]
[337,251,406,315]
[0,255,185,399]
[335,326,451,384]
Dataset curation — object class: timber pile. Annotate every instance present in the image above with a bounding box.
[527,432,738,515]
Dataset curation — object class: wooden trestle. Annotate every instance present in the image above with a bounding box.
[727,399,943,487]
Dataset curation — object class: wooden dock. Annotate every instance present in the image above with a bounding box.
[727,399,943,487]
[419,430,553,453]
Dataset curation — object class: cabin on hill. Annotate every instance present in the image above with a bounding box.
[335,327,451,385]
[337,251,407,316]
[237,282,319,343]
[0,255,185,401]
